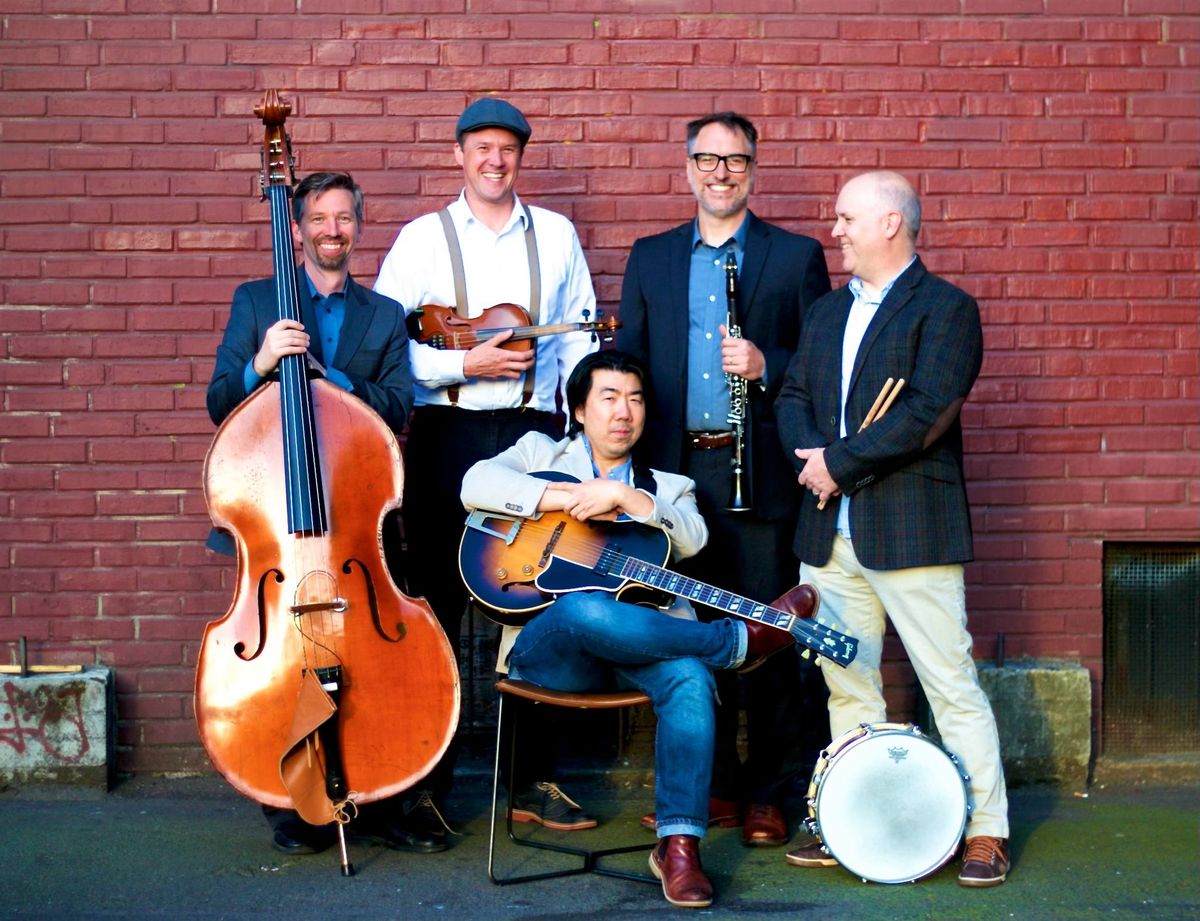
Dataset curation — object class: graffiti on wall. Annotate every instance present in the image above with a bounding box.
[0,680,91,764]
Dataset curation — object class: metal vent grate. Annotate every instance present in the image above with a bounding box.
[1102,542,1200,754]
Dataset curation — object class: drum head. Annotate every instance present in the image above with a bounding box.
[813,726,968,884]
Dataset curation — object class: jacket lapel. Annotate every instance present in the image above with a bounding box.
[666,223,693,377]
[848,258,925,399]
[736,212,770,319]
[332,277,373,371]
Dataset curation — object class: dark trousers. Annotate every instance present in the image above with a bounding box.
[397,406,560,803]
[678,443,825,807]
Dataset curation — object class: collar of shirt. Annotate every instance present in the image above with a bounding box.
[689,214,749,260]
[847,254,917,307]
[580,434,635,486]
[450,189,529,237]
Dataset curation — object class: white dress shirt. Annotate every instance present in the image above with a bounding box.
[374,191,598,412]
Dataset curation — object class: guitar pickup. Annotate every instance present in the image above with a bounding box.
[464,510,522,546]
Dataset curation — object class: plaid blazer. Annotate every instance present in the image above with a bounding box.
[775,257,983,570]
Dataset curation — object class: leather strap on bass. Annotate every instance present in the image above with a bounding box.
[437,205,541,406]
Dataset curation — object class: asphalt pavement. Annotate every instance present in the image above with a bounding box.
[2,767,1197,921]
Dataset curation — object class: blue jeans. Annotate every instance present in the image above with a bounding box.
[507,591,748,839]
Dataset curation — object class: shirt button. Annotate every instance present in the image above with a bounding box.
[702,373,710,380]
[708,295,716,302]
[703,412,711,419]
[830,415,837,427]
[705,332,713,340]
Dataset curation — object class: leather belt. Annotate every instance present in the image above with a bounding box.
[687,430,734,450]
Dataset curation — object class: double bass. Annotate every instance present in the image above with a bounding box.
[195,90,460,875]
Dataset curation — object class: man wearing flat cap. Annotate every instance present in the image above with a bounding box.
[375,98,598,844]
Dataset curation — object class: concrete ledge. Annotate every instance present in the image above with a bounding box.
[0,667,115,789]
[978,659,1091,789]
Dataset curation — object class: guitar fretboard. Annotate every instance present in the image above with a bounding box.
[598,547,793,630]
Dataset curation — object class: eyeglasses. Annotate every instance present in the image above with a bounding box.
[690,153,754,173]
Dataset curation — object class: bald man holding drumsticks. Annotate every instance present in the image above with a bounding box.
[775,170,1011,888]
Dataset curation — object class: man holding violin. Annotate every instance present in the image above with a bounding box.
[374,99,599,838]
[207,171,454,856]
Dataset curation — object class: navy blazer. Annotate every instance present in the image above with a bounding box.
[617,212,831,522]
[775,257,983,570]
[205,273,413,556]
[206,274,413,433]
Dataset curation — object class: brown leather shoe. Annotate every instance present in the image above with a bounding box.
[640,796,741,831]
[649,835,714,909]
[773,583,820,619]
[742,803,788,846]
[785,838,838,867]
[958,835,1009,887]
[738,618,795,673]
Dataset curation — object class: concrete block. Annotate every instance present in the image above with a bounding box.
[0,667,115,788]
[978,659,1091,789]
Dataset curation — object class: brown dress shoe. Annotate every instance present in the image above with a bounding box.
[742,803,789,846]
[649,835,714,909]
[785,838,838,867]
[737,584,818,673]
[958,835,1009,887]
[640,796,741,831]
[738,618,795,673]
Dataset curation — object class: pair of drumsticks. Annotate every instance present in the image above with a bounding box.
[816,377,906,511]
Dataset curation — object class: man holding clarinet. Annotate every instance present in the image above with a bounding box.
[618,111,831,847]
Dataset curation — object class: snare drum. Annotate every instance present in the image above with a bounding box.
[805,722,970,884]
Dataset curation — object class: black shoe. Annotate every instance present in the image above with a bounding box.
[509,781,598,831]
[351,790,454,853]
[271,819,336,855]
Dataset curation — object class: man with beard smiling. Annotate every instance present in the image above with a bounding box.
[206,171,429,856]
[618,112,831,848]
[207,169,412,472]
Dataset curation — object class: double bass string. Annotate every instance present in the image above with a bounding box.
[268,181,342,677]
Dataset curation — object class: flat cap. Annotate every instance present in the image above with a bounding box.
[456,98,531,145]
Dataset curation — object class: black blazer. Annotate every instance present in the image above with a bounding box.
[206,274,413,432]
[617,211,831,522]
[775,258,983,570]
[205,273,413,555]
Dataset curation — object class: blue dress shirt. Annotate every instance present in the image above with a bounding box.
[685,217,748,431]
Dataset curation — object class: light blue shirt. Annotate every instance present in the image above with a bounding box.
[580,434,635,520]
[685,217,748,431]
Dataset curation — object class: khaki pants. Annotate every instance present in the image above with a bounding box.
[801,534,1009,839]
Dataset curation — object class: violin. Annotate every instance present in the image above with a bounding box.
[195,90,459,876]
[408,302,619,351]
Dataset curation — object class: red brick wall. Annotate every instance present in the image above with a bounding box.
[1,5,1196,773]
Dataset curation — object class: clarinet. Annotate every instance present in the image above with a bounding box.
[724,253,752,512]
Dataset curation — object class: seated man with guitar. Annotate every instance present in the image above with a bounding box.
[460,351,846,910]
